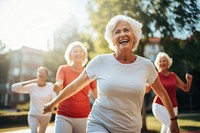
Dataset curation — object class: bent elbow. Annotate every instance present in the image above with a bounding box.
[184,88,190,92]
[183,86,191,92]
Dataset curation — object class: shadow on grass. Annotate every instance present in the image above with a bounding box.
[179,115,200,122]
[180,125,200,131]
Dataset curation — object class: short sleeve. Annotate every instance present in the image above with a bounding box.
[56,66,65,81]
[147,61,158,85]
[85,55,101,80]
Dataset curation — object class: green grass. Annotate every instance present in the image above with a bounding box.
[146,113,200,132]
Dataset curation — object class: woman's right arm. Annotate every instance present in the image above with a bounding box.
[43,70,93,114]
[53,79,64,95]
[12,79,36,93]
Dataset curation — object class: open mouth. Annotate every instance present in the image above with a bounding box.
[119,39,129,45]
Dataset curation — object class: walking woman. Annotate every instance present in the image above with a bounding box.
[12,66,56,133]
[152,52,193,133]
[52,41,97,133]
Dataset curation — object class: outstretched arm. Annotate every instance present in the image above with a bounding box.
[176,73,193,92]
[151,77,179,133]
[43,70,93,113]
[12,79,37,93]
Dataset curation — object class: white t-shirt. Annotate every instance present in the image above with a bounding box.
[85,54,158,133]
[12,82,56,116]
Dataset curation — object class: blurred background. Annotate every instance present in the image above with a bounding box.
[0,0,200,132]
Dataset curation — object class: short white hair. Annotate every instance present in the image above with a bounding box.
[64,41,88,66]
[104,15,143,52]
[37,66,48,75]
[154,52,173,69]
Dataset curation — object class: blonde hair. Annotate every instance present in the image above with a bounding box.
[154,52,173,69]
[104,15,143,52]
[64,41,88,66]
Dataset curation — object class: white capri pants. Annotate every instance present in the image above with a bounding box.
[152,103,178,133]
[55,114,87,133]
[28,114,51,133]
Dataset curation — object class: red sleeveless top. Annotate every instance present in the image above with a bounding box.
[153,72,178,107]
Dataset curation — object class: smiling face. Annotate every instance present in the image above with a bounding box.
[37,68,48,82]
[70,46,85,65]
[112,21,136,53]
[158,57,169,71]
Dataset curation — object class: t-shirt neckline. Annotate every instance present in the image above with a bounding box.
[111,54,138,65]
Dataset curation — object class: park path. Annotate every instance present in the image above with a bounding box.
[0,125,54,133]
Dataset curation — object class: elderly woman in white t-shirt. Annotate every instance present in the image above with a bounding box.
[12,66,56,133]
[43,15,179,133]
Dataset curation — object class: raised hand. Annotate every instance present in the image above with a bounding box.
[186,73,193,81]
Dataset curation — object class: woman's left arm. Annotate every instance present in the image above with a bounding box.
[151,77,179,133]
[176,73,193,92]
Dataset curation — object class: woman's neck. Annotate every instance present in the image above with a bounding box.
[114,52,136,64]
[37,80,46,87]
[159,69,170,76]
[71,64,84,73]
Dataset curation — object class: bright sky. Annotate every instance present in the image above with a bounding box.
[0,0,89,51]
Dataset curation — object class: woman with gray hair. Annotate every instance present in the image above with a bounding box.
[152,52,193,133]
[44,15,179,133]
[52,41,97,133]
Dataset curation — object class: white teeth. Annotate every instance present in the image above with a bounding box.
[119,40,129,44]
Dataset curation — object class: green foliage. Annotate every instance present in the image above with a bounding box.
[87,0,200,55]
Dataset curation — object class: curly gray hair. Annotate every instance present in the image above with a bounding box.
[104,15,143,52]
[154,52,173,70]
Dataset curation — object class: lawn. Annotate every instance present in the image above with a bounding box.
[146,113,200,132]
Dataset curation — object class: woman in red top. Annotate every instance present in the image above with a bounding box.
[152,52,193,133]
[53,41,97,133]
